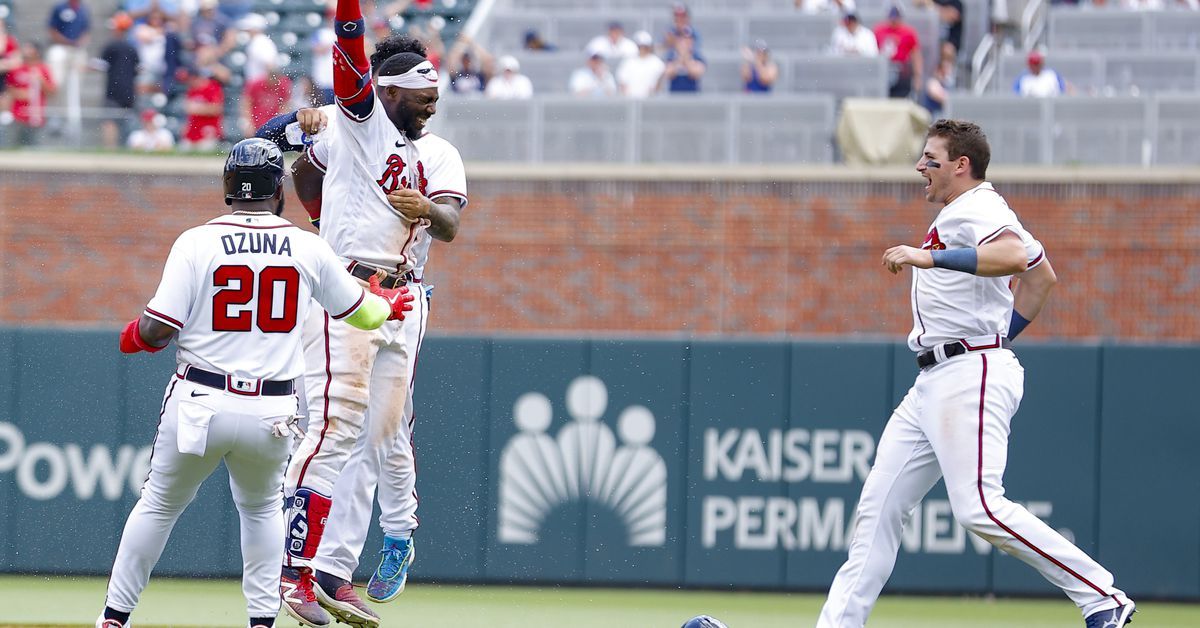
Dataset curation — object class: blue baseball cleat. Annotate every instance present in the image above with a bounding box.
[1085,602,1135,628]
[365,536,415,603]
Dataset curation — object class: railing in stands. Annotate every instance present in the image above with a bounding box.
[971,33,997,95]
[1021,0,1047,53]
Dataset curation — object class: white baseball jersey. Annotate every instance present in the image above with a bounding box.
[907,182,1045,351]
[143,212,368,381]
[305,103,467,280]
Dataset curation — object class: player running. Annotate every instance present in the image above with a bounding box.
[277,1,467,626]
[816,120,1134,628]
[95,138,413,628]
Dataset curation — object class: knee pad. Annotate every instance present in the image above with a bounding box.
[286,488,332,561]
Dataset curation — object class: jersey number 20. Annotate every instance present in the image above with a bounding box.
[212,265,300,333]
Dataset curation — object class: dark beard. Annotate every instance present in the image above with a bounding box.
[400,118,422,141]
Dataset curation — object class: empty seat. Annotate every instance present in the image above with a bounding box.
[541,99,634,162]
[1152,94,1200,165]
[434,100,536,162]
[1051,97,1147,165]
[484,14,553,54]
[513,52,583,94]
[745,14,835,53]
[735,95,836,163]
[944,94,1049,164]
[696,54,748,93]
[785,55,887,99]
[1105,52,1199,94]
[1149,10,1200,50]
[1049,11,1148,50]
[638,98,732,163]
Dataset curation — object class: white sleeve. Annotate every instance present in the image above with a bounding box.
[308,235,368,320]
[144,232,198,330]
[967,207,1045,267]
[423,140,468,208]
[306,138,329,173]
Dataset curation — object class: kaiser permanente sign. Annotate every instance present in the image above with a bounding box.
[0,333,1188,599]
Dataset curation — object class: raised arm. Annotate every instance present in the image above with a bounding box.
[333,0,374,121]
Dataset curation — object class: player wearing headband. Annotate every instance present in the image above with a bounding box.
[278,2,467,626]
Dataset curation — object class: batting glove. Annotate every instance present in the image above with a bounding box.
[369,276,416,321]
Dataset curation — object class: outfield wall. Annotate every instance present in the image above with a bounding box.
[0,331,1195,600]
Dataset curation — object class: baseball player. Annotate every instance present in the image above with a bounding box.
[95,138,413,628]
[276,2,467,626]
[816,120,1134,628]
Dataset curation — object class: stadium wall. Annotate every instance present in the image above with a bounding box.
[1,155,1198,340]
[0,331,1195,600]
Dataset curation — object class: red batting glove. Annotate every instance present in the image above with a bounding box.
[119,318,167,354]
[369,276,415,321]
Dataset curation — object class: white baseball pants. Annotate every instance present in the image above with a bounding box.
[106,376,296,618]
[312,287,429,580]
[817,349,1129,627]
[283,287,426,567]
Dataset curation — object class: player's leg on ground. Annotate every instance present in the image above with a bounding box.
[928,352,1130,618]
[224,398,295,620]
[105,382,226,614]
[818,386,942,628]
[283,309,381,567]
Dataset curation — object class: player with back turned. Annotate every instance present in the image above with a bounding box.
[94,138,413,628]
[816,120,1134,628]
[276,1,468,626]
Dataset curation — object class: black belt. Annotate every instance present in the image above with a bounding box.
[347,260,419,290]
[917,337,1011,370]
[182,366,295,396]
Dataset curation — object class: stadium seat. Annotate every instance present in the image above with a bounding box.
[509,52,578,94]
[542,99,635,162]
[1049,10,1149,50]
[1104,52,1200,94]
[1153,93,1200,165]
[734,95,836,164]
[997,50,1104,95]
[1051,97,1148,166]
[433,99,537,162]
[551,13,647,52]
[784,55,887,99]
[486,13,553,54]
[944,94,1049,164]
[1148,10,1200,50]
[638,98,733,163]
[648,13,743,52]
[744,14,835,53]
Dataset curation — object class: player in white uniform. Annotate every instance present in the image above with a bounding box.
[95,139,413,628]
[278,3,468,626]
[817,120,1135,628]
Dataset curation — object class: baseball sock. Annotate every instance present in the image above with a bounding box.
[103,607,131,624]
[249,618,275,627]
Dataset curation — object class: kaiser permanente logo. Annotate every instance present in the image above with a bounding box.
[0,422,151,501]
[498,375,667,547]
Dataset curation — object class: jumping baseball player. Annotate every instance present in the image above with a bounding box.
[816,120,1134,628]
[277,2,467,626]
[96,138,413,628]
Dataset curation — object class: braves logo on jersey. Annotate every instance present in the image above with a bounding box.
[377,154,430,195]
[921,227,946,251]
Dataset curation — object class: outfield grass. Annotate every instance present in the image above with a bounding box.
[2,575,1198,627]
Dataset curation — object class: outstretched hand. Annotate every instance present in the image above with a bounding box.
[882,245,933,274]
[369,276,416,321]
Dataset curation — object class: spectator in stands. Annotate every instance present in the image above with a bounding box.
[874,6,923,99]
[832,13,879,57]
[662,27,705,93]
[290,74,317,109]
[310,8,335,105]
[586,21,638,66]
[217,0,252,22]
[920,55,954,116]
[570,52,618,98]
[617,30,664,99]
[447,34,493,96]
[797,0,858,14]
[94,12,140,149]
[925,0,964,56]
[1013,50,1068,97]
[177,65,222,151]
[239,13,278,84]
[242,65,292,136]
[127,108,174,151]
[190,0,234,53]
[5,42,56,147]
[485,55,533,100]
[133,8,170,95]
[407,22,445,70]
[524,29,556,52]
[664,3,702,52]
[46,0,90,111]
[741,40,778,93]
[126,0,183,22]
[0,20,20,114]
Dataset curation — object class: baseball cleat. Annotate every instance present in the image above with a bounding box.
[280,566,332,627]
[1085,601,1136,628]
[95,617,129,628]
[313,570,380,628]
[365,536,415,603]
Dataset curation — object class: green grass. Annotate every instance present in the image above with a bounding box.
[2,575,1198,627]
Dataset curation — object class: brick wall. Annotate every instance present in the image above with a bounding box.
[2,169,1197,341]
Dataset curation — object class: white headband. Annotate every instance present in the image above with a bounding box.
[377,60,440,88]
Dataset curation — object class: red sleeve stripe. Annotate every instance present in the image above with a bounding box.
[977,225,1016,245]
[332,290,367,320]
[1027,250,1046,269]
[144,307,183,330]
[305,144,326,172]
